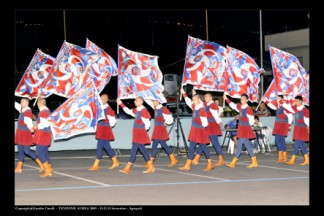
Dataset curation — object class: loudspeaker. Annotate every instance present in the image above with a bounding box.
[163,74,178,96]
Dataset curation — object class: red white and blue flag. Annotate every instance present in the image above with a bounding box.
[263,80,276,103]
[269,46,309,105]
[85,39,118,93]
[226,46,262,102]
[48,80,105,140]
[117,45,166,103]
[41,41,100,98]
[182,35,227,91]
[15,49,55,99]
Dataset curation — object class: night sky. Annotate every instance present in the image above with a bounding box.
[14,9,309,103]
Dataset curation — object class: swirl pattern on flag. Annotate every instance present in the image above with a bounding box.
[182,35,227,91]
[269,46,309,105]
[226,46,262,102]
[117,45,166,103]
[48,80,105,140]
[41,41,100,98]
[15,49,55,99]
[263,80,276,102]
[85,39,118,93]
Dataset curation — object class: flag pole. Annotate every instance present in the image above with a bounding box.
[205,9,209,41]
[259,10,264,97]
[63,10,67,40]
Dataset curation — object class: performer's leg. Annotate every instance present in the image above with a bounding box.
[89,140,104,170]
[243,139,258,168]
[281,135,288,162]
[23,146,37,160]
[179,142,196,171]
[210,135,225,166]
[275,135,284,163]
[102,140,119,170]
[151,140,160,158]
[286,140,299,165]
[298,140,309,165]
[119,143,139,174]
[192,145,202,165]
[160,140,173,156]
[234,139,244,159]
[15,145,24,173]
[36,145,46,163]
[200,144,213,171]
[139,144,155,173]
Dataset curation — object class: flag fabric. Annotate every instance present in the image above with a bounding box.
[263,80,276,103]
[303,72,309,105]
[117,45,166,103]
[182,35,227,91]
[226,46,262,102]
[85,39,118,93]
[15,49,55,99]
[269,46,309,105]
[47,80,105,140]
[41,41,100,98]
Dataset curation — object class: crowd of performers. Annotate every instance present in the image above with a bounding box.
[14,90,309,177]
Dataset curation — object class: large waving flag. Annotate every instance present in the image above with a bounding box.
[117,45,166,103]
[182,35,227,91]
[85,39,118,93]
[226,46,262,102]
[15,49,55,99]
[41,41,100,98]
[263,80,276,102]
[269,46,309,105]
[48,80,105,140]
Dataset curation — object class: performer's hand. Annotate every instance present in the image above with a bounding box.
[33,125,37,130]
[29,128,34,133]
[223,94,227,100]
[192,89,196,95]
[116,98,122,105]
[180,88,185,95]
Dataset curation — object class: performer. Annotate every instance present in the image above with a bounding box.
[179,88,212,171]
[145,99,178,167]
[263,95,292,163]
[224,93,258,168]
[282,95,309,165]
[191,91,224,166]
[116,97,155,174]
[89,94,119,171]
[14,98,43,173]
[33,98,53,177]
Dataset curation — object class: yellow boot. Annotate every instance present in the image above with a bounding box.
[275,151,283,163]
[48,164,53,175]
[35,158,44,173]
[143,160,155,173]
[191,154,201,165]
[247,156,258,168]
[214,155,224,166]
[179,159,192,171]
[143,157,154,168]
[15,161,23,173]
[282,151,288,162]
[40,162,52,177]
[285,154,296,165]
[204,159,214,171]
[300,154,309,166]
[168,154,178,167]
[226,157,238,168]
[109,156,120,170]
[119,162,132,174]
[88,159,100,171]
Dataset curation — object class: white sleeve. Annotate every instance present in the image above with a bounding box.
[229,102,239,113]
[38,117,50,129]
[219,107,224,115]
[282,103,295,114]
[15,102,21,112]
[122,106,136,117]
[210,108,222,124]
[200,116,209,127]
[162,113,173,125]
[286,113,293,125]
[184,96,193,110]
[144,99,154,109]
[141,117,151,130]
[247,113,254,126]
[267,102,277,110]
[24,116,33,129]
[108,115,116,127]
[304,116,309,127]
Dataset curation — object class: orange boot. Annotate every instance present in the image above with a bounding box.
[143,157,154,168]
[35,158,44,173]
[300,154,309,166]
[226,157,238,168]
[191,154,201,165]
[168,154,178,167]
[48,163,53,175]
[285,154,296,165]
[109,156,120,170]
[282,151,288,162]
[88,159,100,171]
[204,159,214,171]
[247,156,258,168]
[15,162,23,173]
[119,162,132,174]
[40,162,52,177]
[179,159,192,171]
[143,160,155,173]
[214,155,224,166]
[275,151,283,163]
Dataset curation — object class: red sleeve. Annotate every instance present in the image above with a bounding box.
[236,104,242,111]
[225,98,231,105]
[199,108,207,117]
[132,108,137,115]
[24,109,33,118]
[246,107,254,116]
[210,103,218,110]
[120,103,126,109]
[39,110,50,118]
[162,107,171,115]
[107,108,115,117]
[183,93,188,98]
[291,105,298,113]
[141,109,151,119]
[303,108,309,118]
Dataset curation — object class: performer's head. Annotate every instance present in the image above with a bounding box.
[240,94,249,105]
[276,94,284,101]
[192,94,201,105]
[100,94,108,104]
[204,93,213,103]
[134,96,144,107]
[295,95,303,106]
[214,98,220,105]
[20,98,30,108]
[152,99,160,107]
[37,98,46,109]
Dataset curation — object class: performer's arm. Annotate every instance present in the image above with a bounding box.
[286,113,293,125]
[282,102,296,114]
[162,108,173,125]
[15,102,21,112]
[116,98,135,117]
[304,109,309,127]
[223,94,239,113]
[141,110,151,130]
[246,108,255,126]
[24,111,34,132]
[180,88,193,109]
[199,109,209,128]
[210,105,221,124]
[107,109,116,127]
[37,113,50,129]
